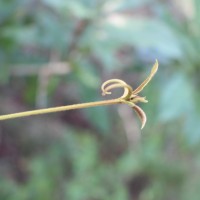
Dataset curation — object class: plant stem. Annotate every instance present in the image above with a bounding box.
[0,99,122,121]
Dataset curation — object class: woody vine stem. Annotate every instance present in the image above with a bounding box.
[0,61,158,129]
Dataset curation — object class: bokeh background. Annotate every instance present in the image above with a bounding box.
[1,0,200,199]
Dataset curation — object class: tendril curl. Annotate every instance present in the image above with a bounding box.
[0,60,158,130]
[100,60,158,129]
[101,79,133,100]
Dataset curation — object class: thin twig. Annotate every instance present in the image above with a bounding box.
[0,99,122,121]
[0,61,158,129]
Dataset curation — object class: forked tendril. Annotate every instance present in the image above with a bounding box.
[0,61,158,129]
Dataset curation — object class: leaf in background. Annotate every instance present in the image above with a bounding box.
[91,17,183,70]
[43,0,95,19]
[104,18,183,59]
[72,60,110,133]
[159,70,200,141]
[73,58,100,88]
[91,26,126,71]
[79,85,111,133]
[185,113,200,144]
[104,0,153,13]
[159,73,194,121]
[0,65,10,84]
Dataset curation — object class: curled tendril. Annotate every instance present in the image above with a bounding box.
[101,79,133,100]
[101,60,158,129]
[0,61,158,130]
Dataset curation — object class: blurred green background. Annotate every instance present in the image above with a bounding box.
[1,0,200,199]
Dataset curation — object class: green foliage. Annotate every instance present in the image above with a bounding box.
[1,0,200,199]
[0,131,128,200]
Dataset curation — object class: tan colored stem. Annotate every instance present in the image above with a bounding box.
[0,99,122,121]
[0,61,158,130]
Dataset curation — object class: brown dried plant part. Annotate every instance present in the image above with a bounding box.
[100,60,158,129]
[132,105,147,130]
[130,60,158,129]
[0,61,158,129]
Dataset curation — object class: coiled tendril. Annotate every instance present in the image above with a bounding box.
[100,60,158,129]
[0,60,158,129]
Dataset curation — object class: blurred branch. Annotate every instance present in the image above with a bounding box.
[10,62,71,77]
[10,61,71,108]
[66,19,91,58]
[35,51,68,108]
[66,0,108,59]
